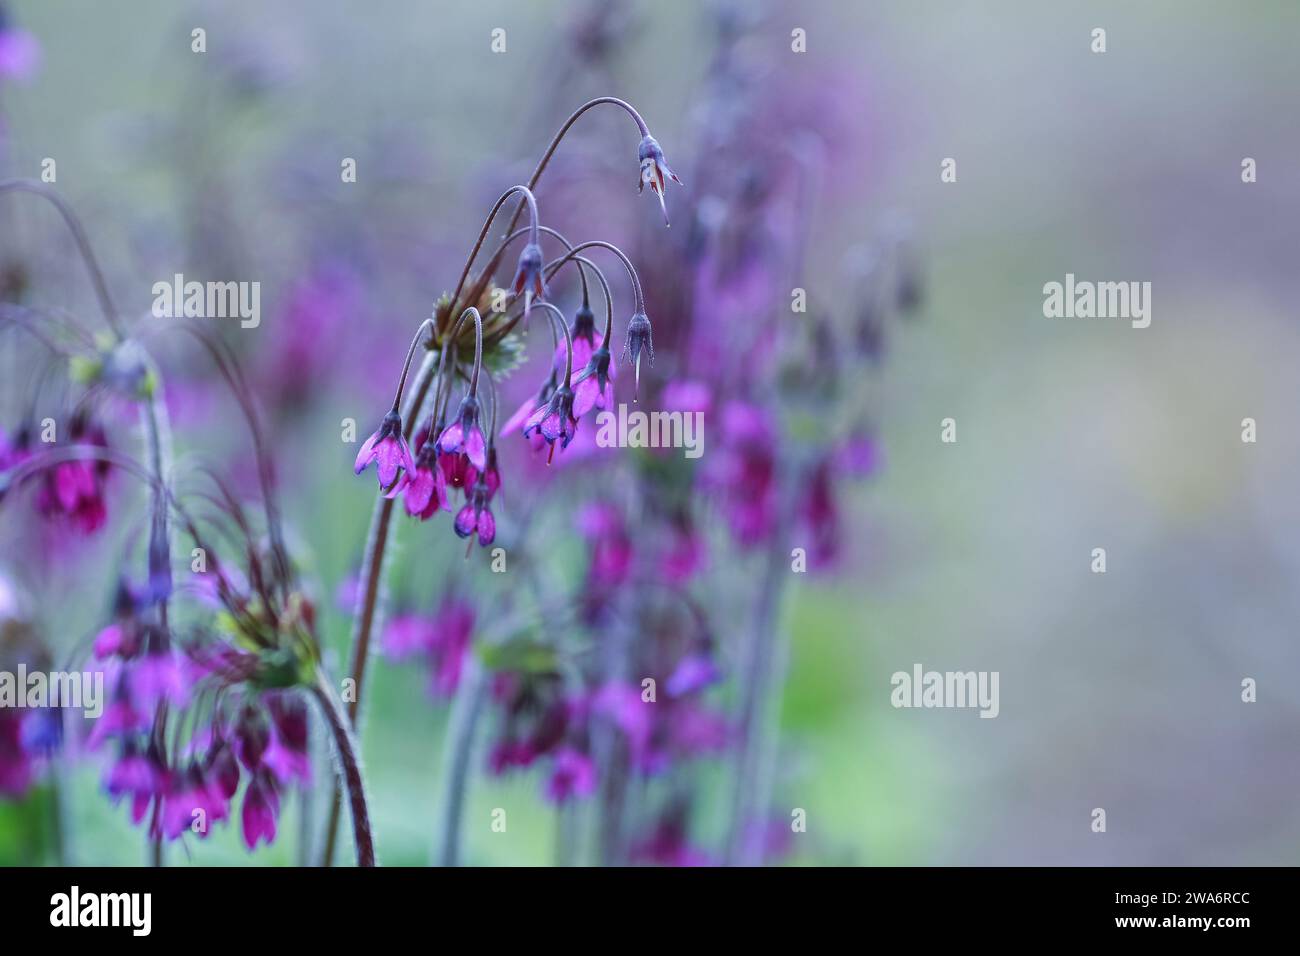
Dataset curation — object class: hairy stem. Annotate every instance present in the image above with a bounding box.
[312,670,376,867]
[320,353,438,865]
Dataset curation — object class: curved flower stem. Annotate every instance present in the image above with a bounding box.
[461,98,651,312]
[391,318,436,412]
[433,658,487,866]
[448,185,540,315]
[544,240,644,313]
[311,669,377,867]
[503,97,650,239]
[531,301,574,387]
[484,225,592,305]
[494,253,613,345]
[319,352,439,866]
[0,179,123,339]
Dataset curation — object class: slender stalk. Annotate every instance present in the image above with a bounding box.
[503,97,650,239]
[544,240,644,312]
[448,185,540,315]
[311,670,376,867]
[433,659,487,866]
[319,352,438,865]
[0,179,123,338]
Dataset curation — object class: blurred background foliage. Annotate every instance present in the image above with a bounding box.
[2,0,1299,865]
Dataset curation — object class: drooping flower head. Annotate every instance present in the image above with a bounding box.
[403,425,450,520]
[637,134,682,225]
[454,473,497,548]
[503,370,558,455]
[510,242,547,316]
[33,413,110,533]
[523,382,577,462]
[571,344,616,418]
[557,302,600,375]
[437,394,487,472]
[622,312,653,400]
[354,410,415,494]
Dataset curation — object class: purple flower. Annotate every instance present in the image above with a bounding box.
[556,304,600,375]
[241,769,280,850]
[795,458,842,571]
[510,242,547,315]
[571,345,616,418]
[403,428,450,520]
[104,742,164,803]
[454,474,497,547]
[543,748,596,804]
[263,693,311,785]
[130,643,188,711]
[523,383,577,461]
[0,19,40,82]
[383,600,475,698]
[233,705,271,771]
[666,652,722,697]
[593,681,652,760]
[621,312,654,399]
[704,401,778,545]
[204,738,241,800]
[577,502,632,588]
[162,764,228,839]
[437,394,488,472]
[660,520,706,586]
[33,416,110,533]
[0,711,34,797]
[503,372,558,455]
[354,410,415,492]
[637,134,682,225]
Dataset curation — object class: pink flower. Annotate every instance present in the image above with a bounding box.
[523,384,577,460]
[543,748,596,804]
[241,769,280,850]
[436,395,487,472]
[571,345,616,418]
[403,429,450,520]
[555,304,600,376]
[454,475,497,547]
[354,410,415,492]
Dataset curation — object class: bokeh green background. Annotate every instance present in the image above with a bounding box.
[2,0,1298,865]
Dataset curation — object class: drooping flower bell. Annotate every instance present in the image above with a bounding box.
[454,472,497,548]
[637,134,682,225]
[543,747,597,804]
[354,410,415,494]
[571,344,616,418]
[622,312,654,399]
[34,414,110,533]
[437,394,488,472]
[510,242,547,316]
[556,303,599,374]
[403,427,450,520]
[523,382,577,462]
[503,370,557,455]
